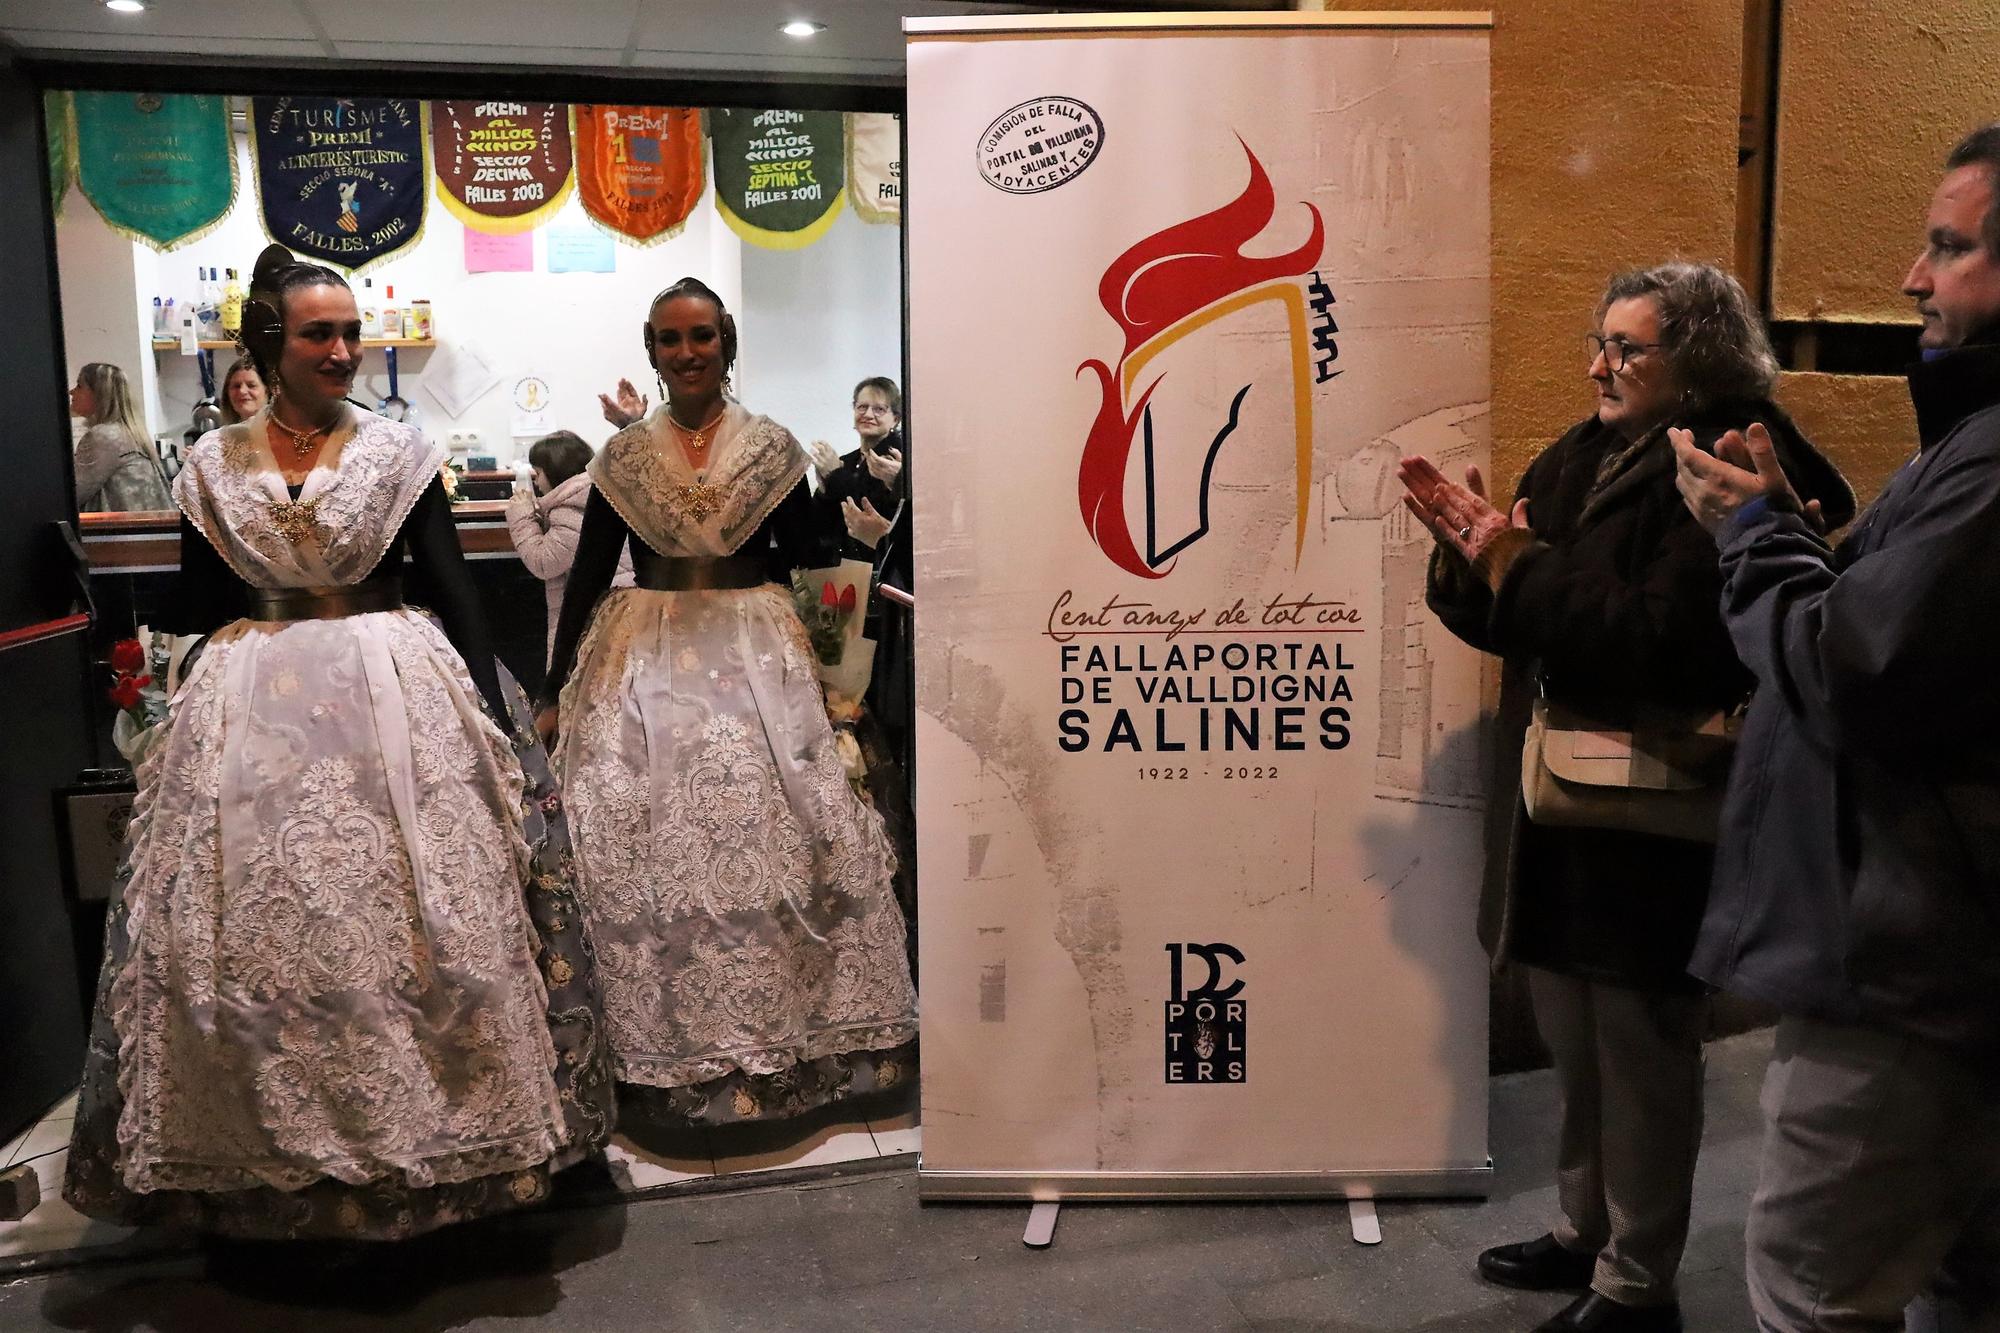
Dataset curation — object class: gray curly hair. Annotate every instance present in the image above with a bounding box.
[1597,261,1778,411]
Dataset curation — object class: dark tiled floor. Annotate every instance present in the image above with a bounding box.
[0,1031,1773,1332]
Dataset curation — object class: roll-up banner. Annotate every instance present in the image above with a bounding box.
[251,97,427,274]
[908,11,1495,1201]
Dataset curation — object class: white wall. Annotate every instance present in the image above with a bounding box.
[53,125,901,468]
[53,183,155,446]
[740,204,904,456]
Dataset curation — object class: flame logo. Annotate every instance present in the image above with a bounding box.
[1077,139,1326,579]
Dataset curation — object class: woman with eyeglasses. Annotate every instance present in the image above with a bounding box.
[1399,264,1854,1333]
[804,377,917,957]
[806,377,906,566]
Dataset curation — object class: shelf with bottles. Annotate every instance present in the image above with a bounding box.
[151,337,437,350]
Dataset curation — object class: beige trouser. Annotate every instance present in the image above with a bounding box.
[1529,966,1707,1306]
[1747,1016,2000,1333]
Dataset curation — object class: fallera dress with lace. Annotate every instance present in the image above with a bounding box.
[545,403,917,1124]
[63,408,615,1239]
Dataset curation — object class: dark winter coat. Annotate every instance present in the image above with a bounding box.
[1427,403,1855,991]
[1692,346,2000,1053]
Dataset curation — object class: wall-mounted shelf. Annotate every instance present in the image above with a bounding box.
[152,338,436,350]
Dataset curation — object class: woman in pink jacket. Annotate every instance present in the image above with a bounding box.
[507,430,632,669]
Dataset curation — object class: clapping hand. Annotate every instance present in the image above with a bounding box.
[1670,422,1822,536]
[598,379,649,429]
[807,438,843,480]
[842,496,893,547]
[1397,456,1529,562]
[863,445,903,488]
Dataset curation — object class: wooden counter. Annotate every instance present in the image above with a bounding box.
[80,501,521,572]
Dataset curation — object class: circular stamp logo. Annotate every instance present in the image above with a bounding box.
[977,97,1104,194]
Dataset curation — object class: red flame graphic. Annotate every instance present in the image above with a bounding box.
[1078,139,1323,578]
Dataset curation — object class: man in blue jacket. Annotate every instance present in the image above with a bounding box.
[1670,124,2000,1331]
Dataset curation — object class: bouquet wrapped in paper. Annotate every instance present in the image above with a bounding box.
[790,559,877,703]
[791,559,878,792]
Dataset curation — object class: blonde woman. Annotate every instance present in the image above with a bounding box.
[216,353,269,426]
[70,362,169,511]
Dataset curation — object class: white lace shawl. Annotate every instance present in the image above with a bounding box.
[587,403,807,559]
[175,407,447,589]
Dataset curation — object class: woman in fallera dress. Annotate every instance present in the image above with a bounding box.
[539,277,917,1125]
[64,245,613,1240]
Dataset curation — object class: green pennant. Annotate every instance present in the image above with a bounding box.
[45,91,71,218]
[74,92,237,251]
[709,108,847,250]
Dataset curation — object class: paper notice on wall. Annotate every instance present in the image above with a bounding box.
[464,228,533,273]
[422,339,501,418]
[511,374,553,437]
[546,225,615,273]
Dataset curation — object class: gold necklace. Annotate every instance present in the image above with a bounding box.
[666,405,727,456]
[269,407,340,458]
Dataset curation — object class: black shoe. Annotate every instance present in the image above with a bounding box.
[1477,1233,1597,1291]
[1533,1292,1684,1333]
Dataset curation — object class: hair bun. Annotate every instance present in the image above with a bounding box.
[249,243,297,295]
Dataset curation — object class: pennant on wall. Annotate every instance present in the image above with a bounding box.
[709,108,847,250]
[846,112,901,225]
[73,92,236,251]
[571,105,704,246]
[251,96,427,274]
[45,91,72,218]
[429,100,574,235]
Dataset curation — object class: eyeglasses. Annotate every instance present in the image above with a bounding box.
[1584,333,1662,374]
[853,403,893,416]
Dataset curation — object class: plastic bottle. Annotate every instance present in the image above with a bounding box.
[220,268,245,336]
[381,284,403,339]
[359,277,381,338]
[160,297,175,340]
[151,296,163,337]
[410,299,433,340]
[195,267,222,341]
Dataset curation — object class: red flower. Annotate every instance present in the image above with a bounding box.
[108,672,150,711]
[821,581,838,607]
[838,583,858,614]
[109,638,146,673]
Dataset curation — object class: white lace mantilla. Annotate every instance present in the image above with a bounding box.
[176,407,446,589]
[560,405,916,1088]
[112,411,569,1194]
[589,404,808,558]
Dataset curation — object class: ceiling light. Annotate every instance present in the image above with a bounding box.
[105,0,148,11]
[779,20,826,38]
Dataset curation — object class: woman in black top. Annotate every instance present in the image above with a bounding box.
[63,245,611,1241]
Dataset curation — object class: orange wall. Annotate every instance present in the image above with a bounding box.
[1310,0,1994,504]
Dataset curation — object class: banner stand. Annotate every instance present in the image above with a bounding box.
[908,10,1496,1204]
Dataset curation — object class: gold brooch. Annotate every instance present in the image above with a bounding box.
[667,480,723,525]
[269,497,320,544]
